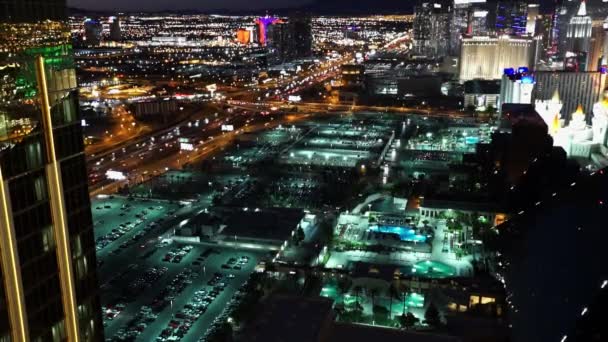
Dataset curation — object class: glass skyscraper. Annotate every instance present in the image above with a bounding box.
[0,0,102,341]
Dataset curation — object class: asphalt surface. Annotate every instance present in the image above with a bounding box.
[93,196,268,342]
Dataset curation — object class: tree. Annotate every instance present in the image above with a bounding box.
[401,287,409,314]
[373,305,389,322]
[387,284,400,319]
[207,321,233,342]
[353,285,363,306]
[486,104,496,115]
[424,303,441,328]
[369,287,379,309]
[337,277,352,299]
[398,312,419,330]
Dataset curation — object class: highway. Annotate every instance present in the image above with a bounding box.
[86,53,350,196]
[89,110,313,196]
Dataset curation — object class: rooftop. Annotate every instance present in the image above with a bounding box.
[243,295,335,342]
[216,207,305,242]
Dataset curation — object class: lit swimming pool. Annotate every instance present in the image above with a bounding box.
[412,260,456,278]
[368,225,427,243]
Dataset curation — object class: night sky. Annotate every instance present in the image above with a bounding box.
[67,0,315,11]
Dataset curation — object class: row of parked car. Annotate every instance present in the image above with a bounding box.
[163,245,194,263]
[111,305,158,341]
[127,266,168,295]
[156,273,230,341]
[199,277,252,342]
[96,204,164,254]
[151,268,198,313]
[221,255,250,270]
[111,269,198,341]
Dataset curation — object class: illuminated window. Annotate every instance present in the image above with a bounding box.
[51,320,66,342]
[34,176,47,201]
[448,302,457,311]
[42,226,55,252]
[481,297,496,305]
[25,141,43,169]
[72,234,82,258]
[469,295,480,306]
[76,256,88,280]
[459,305,467,312]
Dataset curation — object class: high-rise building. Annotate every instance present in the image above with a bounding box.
[526,3,540,36]
[534,70,607,122]
[588,18,607,72]
[0,1,103,341]
[413,1,452,57]
[83,18,103,46]
[565,0,593,69]
[289,15,313,59]
[450,2,469,56]
[267,22,292,63]
[470,7,490,36]
[535,14,555,62]
[550,0,582,59]
[266,15,313,63]
[493,1,528,36]
[459,35,540,82]
[109,16,121,42]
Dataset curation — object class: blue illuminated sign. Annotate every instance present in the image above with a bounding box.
[520,76,534,84]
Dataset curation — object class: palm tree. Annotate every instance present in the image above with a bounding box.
[337,277,352,302]
[387,283,400,319]
[401,286,410,314]
[425,303,441,328]
[398,312,419,330]
[353,285,363,307]
[370,287,379,309]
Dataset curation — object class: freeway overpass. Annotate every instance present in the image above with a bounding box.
[227,99,474,120]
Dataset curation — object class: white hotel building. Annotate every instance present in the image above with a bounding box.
[459,35,540,82]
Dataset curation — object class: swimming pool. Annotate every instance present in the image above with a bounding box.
[368,225,427,243]
[412,260,456,278]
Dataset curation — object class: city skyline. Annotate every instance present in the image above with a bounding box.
[68,0,315,12]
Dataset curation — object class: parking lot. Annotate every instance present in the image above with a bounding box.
[101,241,265,342]
[90,195,268,341]
[92,196,182,259]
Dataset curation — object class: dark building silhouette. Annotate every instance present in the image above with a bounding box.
[0,0,103,340]
[267,14,313,63]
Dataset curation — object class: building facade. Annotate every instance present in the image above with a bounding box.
[500,69,535,110]
[109,16,121,42]
[526,4,540,36]
[83,19,102,46]
[459,35,540,82]
[493,1,528,36]
[413,1,452,57]
[565,0,593,69]
[289,15,313,59]
[0,0,103,341]
[534,71,607,122]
